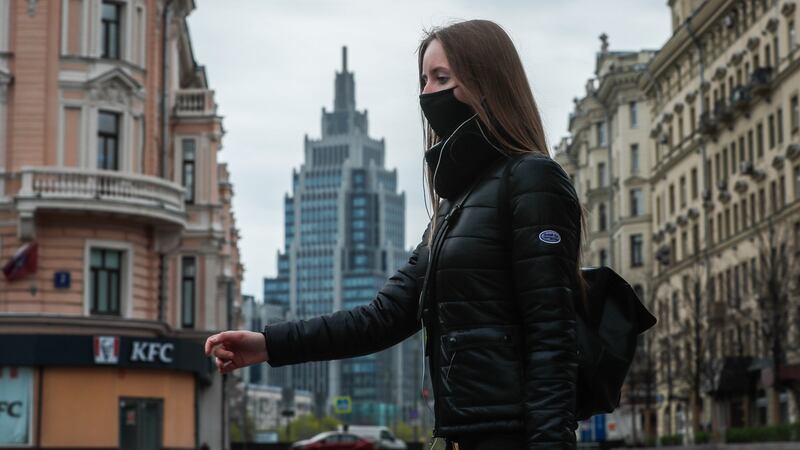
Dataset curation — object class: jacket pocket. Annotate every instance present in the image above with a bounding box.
[438,326,524,424]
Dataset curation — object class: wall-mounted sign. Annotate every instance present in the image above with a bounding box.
[54,271,71,289]
[0,335,211,384]
[94,336,120,365]
[0,367,32,445]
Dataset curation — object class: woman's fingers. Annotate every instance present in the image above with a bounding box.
[204,333,223,355]
[213,347,235,361]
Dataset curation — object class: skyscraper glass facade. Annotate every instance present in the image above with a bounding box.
[263,47,417,425]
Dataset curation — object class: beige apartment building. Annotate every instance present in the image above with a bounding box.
[559,0,800,444]
[555,41,659,443]
[0,1,242,449]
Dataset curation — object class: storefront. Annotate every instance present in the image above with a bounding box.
[0,334,211,449]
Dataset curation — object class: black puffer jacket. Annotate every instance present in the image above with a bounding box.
[265,152,581,449]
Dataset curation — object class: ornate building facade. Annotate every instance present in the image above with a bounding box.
[0,1,242,448]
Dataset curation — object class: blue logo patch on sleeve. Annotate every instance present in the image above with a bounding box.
[538,230,561,244]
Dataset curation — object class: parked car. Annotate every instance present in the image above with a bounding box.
[339,426,407,450]
[292,431,375,450]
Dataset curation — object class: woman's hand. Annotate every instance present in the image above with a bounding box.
[204,330,269,374]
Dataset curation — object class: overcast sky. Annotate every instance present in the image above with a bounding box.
[187,1,672,299]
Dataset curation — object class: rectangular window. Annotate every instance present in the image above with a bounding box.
[597,122,607,146]
[182,139,196,203]
[598,203,607,232]
[691,168,698,199]
[748,129,755,162]
[757,122,765,158]
[629,102,638,128]
[692,224,700,255]
[98,111,120,170]
[630,189,643,217]
[669,184,675,214]
[599,249,608,267]
[739,135,746,164]
[630,144,640,175]
[680,176,687,207]
[768,114,776,149]
[791,96,800,133]
[759,188,766,221]
[795,165,800,201]
[722,149,729,179]
[681,231,688,260]
[778,107,785,143]
[631,234,644,268]
[709,217,715,245]
[780,175,786,208]
[101,1,121,59]
[90,248,122,315]
[770,180,778,214]
[597,162,606,188]
[181,256,196,328]
[790,20,797,53]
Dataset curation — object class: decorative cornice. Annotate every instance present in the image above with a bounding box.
[765,18,779,33]
[782,2,796,18]
[713,66,727,80]
[729,50,745,66]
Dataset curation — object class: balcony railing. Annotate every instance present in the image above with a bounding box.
[16,167,186,237]
[174,89,217,116]
[749,67,773,95]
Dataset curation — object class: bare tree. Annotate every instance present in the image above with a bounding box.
[751,214,800,424]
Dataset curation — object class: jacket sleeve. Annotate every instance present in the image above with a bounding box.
[264,227,429,367]
[508,155,580,449]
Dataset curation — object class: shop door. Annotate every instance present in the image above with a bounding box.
[120,398,163,450]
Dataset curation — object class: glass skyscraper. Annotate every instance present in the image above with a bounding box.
[263,47,420,426]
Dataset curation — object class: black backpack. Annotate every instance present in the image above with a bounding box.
[497,155,658,420]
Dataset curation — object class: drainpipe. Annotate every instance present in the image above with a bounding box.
[160,0,174,180]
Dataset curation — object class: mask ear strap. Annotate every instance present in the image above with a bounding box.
[431,112,478,192]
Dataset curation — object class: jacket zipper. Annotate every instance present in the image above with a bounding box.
[421,204,465,438]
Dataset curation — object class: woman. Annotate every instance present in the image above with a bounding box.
[206,20,584,450]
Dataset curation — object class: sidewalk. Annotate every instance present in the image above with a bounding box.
[609,443,800,450]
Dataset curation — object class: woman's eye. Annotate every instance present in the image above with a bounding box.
[437,76,450,84]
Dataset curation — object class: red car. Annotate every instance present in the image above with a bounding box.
[292,431,375,450]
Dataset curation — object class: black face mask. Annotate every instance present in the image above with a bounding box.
[419,86,475,141]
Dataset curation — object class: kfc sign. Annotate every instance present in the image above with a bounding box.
[0,367,32,445]
[93,336,176,366]
[130,341,174,364]
[94,336,120,364]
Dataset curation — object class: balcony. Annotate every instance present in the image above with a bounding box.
[15,167,186,239]
[174,89,217,117]
[730,85,753,112]
[749,67,773,96]
[714,101,734,126]
[698,111,719,137]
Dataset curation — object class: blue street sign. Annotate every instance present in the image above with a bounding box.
[54,271,71,289]
[333,396,352,414]
[408,409,418,420]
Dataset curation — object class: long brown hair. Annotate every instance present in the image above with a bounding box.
[417,20,589,303]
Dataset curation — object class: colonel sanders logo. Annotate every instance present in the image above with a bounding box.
[93,336,120,364]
